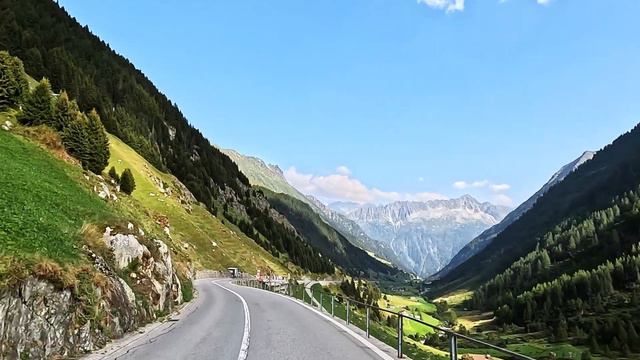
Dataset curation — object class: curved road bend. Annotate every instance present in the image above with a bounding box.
[101,279,387,360]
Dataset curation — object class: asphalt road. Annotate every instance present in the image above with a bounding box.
[98,279,387,360]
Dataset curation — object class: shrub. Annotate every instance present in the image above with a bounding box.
[120,168,136,195]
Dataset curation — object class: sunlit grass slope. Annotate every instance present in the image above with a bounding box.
[107,134,288,275]
[0,127,113,268]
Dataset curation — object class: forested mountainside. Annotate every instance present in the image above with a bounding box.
[222,147,407,271]
[260,188,402,278]
[429,123,640,295]
[471,184,640,357]
[434,151,595,280]
[0,0,340,274]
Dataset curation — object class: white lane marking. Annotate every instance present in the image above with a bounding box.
[230,282,394,360]
[213,281,251,360]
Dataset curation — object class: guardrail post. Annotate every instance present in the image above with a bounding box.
[449,334,457,360]
[331,296,335,317]
[346,300,350,325]
[397,314,403,358]
[366,306,370,338]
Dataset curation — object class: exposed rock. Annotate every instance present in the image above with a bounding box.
[96,183,118,201]
[102,227,148,270]
[0,225,185,358]
[0,274,138,359]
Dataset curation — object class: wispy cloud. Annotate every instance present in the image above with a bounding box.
[453,180,490,189]
[417,0,464,13]
[285,166,447,204]
[490,183,511,192]
[494,194,514,206]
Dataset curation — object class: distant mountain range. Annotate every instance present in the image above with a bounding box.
[222,148,514,278]
[341,196,510,278]
[432,150,596,280]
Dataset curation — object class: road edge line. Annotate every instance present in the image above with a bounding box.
[213,281,251,360]
[230,282,395,360]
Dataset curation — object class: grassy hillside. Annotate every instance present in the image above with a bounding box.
[107,134,289,275]
[0,124,113,273]
[0,112,290,288]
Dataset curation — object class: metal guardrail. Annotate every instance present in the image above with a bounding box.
[236,279,535,360]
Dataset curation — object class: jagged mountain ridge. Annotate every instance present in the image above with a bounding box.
[344,196,510,278]
[433,151,595,279]
[305,195,408,272]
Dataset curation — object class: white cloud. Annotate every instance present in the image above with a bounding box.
[452,180,490,189]
[453,181,468,189]
[284,166,447,204]
[336,165,351,176]
[417,0,464,13]
[418,177,425,182]
[537,0,552,5]
[490,183,511,192]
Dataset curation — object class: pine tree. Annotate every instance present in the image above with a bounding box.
[51,90,81,131]
[18,78,54,126]
[589,333,600,354]
[555,318,568,342]
[108,166,120,182]
[62,115,91,168]
[628,322,639,351]
[0,51,28,110]
[120,168,136,195]
[85,109,109,174]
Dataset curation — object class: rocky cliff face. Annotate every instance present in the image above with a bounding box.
[345,196,510,277]
[0,226,183,359]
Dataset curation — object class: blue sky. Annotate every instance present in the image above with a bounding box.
[59,0,640,207]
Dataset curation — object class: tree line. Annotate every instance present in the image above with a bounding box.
[1,50,109,175]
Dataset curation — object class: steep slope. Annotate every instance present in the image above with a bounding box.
[0,0,329,274]
[346,196,510,277]
[108,134,289,275]
[469,177,640,358]
[222,147,406,270]
[434,151,595,279]
[221,148,310,204]
[0,119,187,358]
[429,123,640,296]
[260,188,401,277]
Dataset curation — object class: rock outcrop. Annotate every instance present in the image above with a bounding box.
[0,225,184,359]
